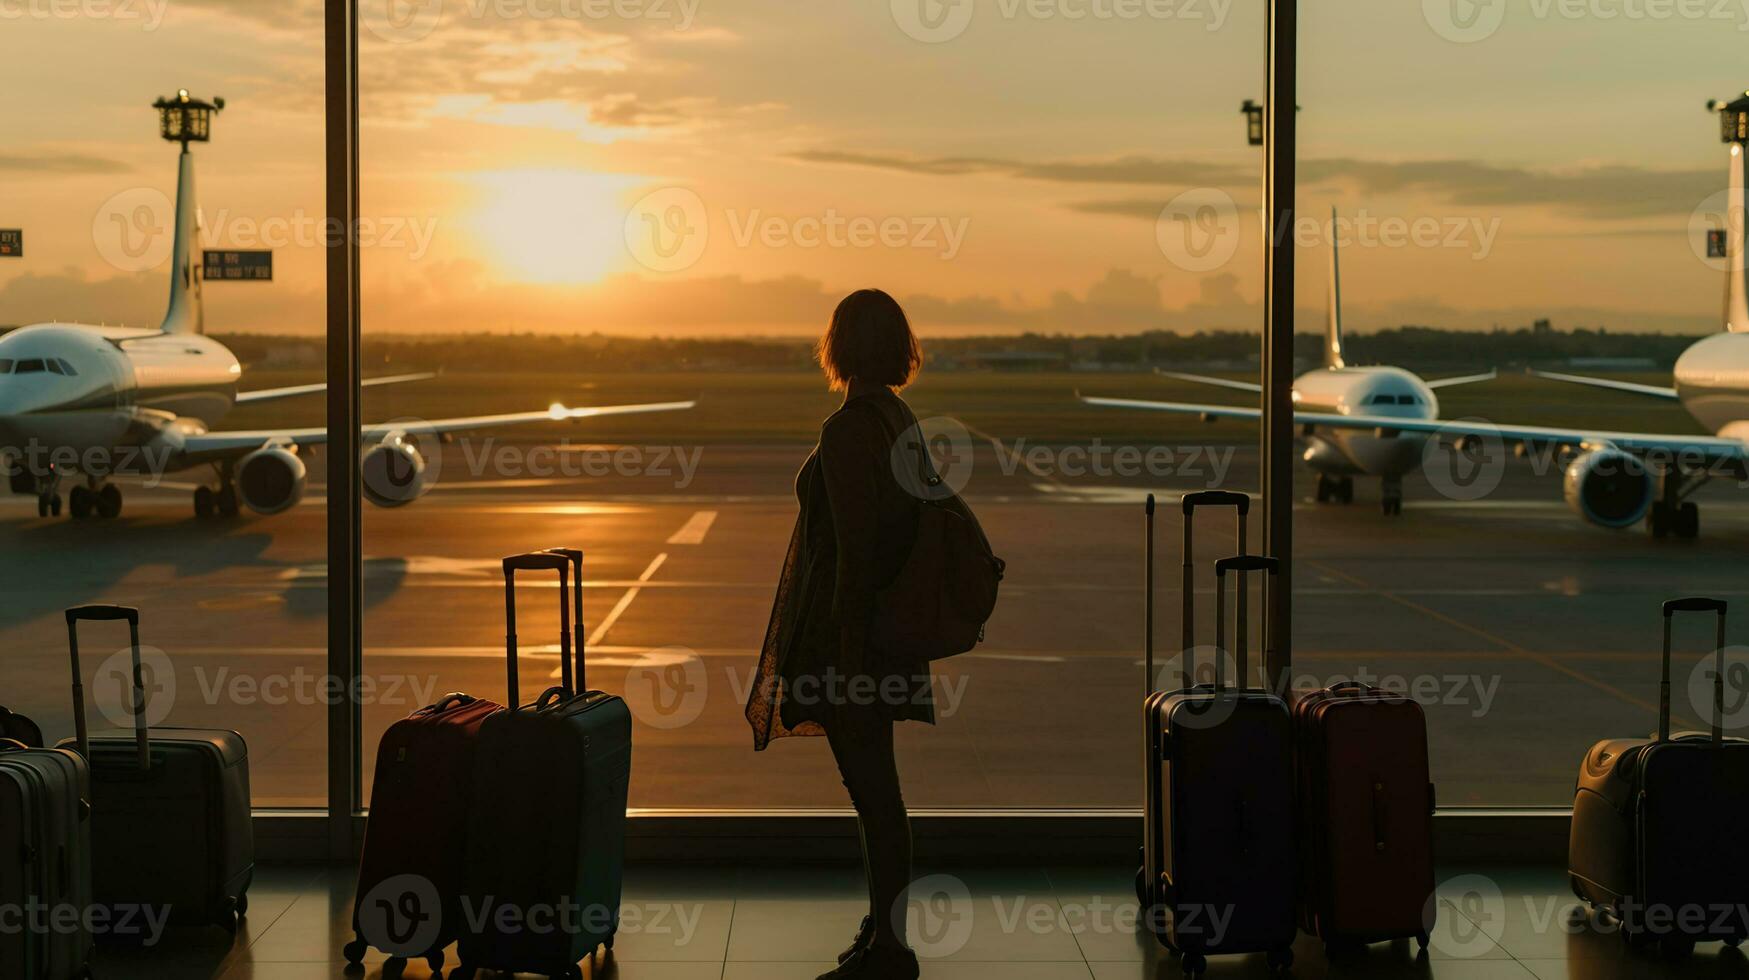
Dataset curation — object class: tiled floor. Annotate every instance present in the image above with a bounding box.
[90,864,1749,979]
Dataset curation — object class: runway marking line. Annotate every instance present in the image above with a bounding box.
[551,552,668,677]
[667,510,718,545]
[1307,559,1691,727]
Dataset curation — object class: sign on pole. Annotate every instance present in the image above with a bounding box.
[203,249,273,281]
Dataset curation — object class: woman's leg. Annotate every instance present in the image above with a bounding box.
[826,710,911,949]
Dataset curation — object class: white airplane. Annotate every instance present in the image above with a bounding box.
[1086,92,1749,541]
[0,91,694,522]
[1086,207,1497,515]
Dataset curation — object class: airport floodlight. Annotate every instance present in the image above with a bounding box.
[1242,99,1264,147]
[154,89,225,146]
[1712,92,1749,145]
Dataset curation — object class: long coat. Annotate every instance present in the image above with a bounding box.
[745,388,934,750]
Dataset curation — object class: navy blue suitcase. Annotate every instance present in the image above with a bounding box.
[456,551,632,980]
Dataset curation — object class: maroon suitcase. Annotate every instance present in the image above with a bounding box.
[346,693,500,974]
[1294,682,1436,950]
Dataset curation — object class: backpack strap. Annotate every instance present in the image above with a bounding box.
[842,396,941,493]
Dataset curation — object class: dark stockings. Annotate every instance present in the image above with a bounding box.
[826,711,911,950]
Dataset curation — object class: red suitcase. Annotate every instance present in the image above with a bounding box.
[346,693,500,974]
[1294,682,1436,950]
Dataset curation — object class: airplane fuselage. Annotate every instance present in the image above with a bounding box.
[0,322,240,468]
[1293,366,1439,478]
[1674,331,1749,435]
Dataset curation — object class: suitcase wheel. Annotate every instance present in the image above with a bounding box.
[427,949,446,974]
[1266,947,1294,972]
[236,893,249,918]
[383,957,408,978]
[1727,937,1743,949]
[1181,952,1206,977]
[342,937,368,965]
[450,967,477,980]
[1659,937,1696,959]
[1416,931,1430,951]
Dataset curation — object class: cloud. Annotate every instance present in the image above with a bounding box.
[0,152,131,176]
[792,148,1717,221]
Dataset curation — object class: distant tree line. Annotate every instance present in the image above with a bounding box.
[193,324,1706,374]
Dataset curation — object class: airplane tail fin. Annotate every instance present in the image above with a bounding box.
[1726,142,1748,334]
[158,146,205,335]
[1326,206,1346,367]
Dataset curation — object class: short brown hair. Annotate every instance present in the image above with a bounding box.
[816,289,922,391]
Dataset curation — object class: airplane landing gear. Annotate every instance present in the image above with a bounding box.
[1381,477,1404,516]
[1315,474,1355,504]
[70,483,123,521]
[1648,468,1707,540]
[194,481,241,520]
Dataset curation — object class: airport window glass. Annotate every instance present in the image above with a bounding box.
[1,9,328,807]
[359,3,1269,809]
[1294,8,1747,806]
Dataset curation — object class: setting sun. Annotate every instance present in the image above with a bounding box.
[466,170,642,285]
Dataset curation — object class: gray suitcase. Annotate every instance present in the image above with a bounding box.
[0,742,94,978]
[54,605,253,934]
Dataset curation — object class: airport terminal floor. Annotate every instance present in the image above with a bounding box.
[90,862,1749,980]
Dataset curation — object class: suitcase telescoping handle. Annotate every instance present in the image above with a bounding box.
[541,548,587,693]
[1215,556,1278,692]
[502,554,573,707]
[1660,597,1728,742]
[1178,491,1248,692]
[65,604,149,773]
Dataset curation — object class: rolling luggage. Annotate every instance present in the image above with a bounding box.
[345,693,501,975]
[456,551,632,980]
[0,741,93,979]
[54,605,253,934]
[1295,682,1436,950]
[1569,597,1749,955]
[1139,493,1297,977]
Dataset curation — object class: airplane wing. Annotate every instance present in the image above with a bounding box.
[1528,369,1680,401]
[1426,369,1498,390]
[1079,394,1748,464]
[1153,369,1265,393]
[234,372,438,405]
[170,399,697,467]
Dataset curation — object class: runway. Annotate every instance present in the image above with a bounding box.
[3,442,1747,809]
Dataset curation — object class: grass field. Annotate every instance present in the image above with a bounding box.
[225,368,1708,447]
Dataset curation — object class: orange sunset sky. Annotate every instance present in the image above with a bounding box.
[2,0,1746,337]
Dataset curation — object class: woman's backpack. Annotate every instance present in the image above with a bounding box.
[852,400,1006,659]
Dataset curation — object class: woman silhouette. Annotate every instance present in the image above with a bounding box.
[746,289,933,979]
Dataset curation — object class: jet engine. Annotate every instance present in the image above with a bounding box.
[236,446,307,516]
[362,433,430,508]
[1563,449,1653,528]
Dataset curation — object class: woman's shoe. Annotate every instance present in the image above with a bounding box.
[838,915,873,964]
[815,940,920,980]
